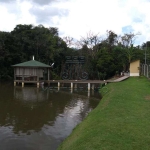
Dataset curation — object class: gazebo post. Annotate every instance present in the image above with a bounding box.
[22,68,25,81]
[14,68,16,80]
[48,68,50,86]
[14,68,16,86]
[22,68,25,87]
[37,69,39,88]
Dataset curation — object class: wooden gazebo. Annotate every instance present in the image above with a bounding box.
[12,58,51,87]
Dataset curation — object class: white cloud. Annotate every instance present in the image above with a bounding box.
[0,1,36,31]
[54,0,133,39]
[18,1,36,24]
[0,0,150,45]
[0,5,17,31]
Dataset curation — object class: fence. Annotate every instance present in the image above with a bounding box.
[141,64,150,78]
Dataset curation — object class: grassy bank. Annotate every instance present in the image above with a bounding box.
[58,77,150,150]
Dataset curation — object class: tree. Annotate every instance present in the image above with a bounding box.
[0,24,145,80]
[96,47,115,79]
[119,32,141,71]
[77,31,101,57]
[63,36,74,47]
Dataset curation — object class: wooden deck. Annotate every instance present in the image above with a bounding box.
[14,75,130,88]
[47,75,130,84]
[46,80,106,84]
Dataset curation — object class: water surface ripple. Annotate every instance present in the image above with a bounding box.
[0,82,101,150]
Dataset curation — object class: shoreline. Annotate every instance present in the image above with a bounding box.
[58,77,150,150]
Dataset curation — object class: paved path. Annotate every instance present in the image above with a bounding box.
[107,75,130,83]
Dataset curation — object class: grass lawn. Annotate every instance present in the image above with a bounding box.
[58,77,150,150]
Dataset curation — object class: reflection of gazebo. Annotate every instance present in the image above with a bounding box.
[12,57,51,87]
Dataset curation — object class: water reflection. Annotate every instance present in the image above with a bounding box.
[0,83,101,150]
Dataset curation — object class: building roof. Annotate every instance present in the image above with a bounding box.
[130,59,140,63]
[12,60,51,68]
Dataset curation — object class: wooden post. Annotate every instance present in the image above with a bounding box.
[36,68,39,88]
[37,82,39,88]
[58,82,60,88]
[88,83,90,91]
[22,82,24,87]
[71,82,73,89]
[22,68,25,81]
[14,68,16,80]
[58,82,60,91]
[37,69,39,82]
[48,68,50,81]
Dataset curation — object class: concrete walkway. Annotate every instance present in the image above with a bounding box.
[107,75,130,83]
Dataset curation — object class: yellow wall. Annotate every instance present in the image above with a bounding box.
[130,60,140,76]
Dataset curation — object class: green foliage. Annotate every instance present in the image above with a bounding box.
[0,26,145,80]
[95,48,116,79]
[0,24,72,80]
[98,72,106,80]
[50,71,61,80]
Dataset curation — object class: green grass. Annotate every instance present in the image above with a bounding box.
[58,77,150,150]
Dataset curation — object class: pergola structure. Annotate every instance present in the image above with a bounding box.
[12,58,51,87]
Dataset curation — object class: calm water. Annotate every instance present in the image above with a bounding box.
[0,82,101,150]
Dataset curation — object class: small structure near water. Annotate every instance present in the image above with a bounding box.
[129,60,140,76]
[12,57,51,87]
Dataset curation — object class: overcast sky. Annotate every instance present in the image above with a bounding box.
[0,0,150,45]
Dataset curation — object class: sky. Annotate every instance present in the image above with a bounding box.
[0,0,150,46]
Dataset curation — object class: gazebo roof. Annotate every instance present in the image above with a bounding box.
[12,60,51,68]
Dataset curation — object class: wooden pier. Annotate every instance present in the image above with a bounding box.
[14,75,129,90]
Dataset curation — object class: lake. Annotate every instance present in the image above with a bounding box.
[0,82,101,150]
